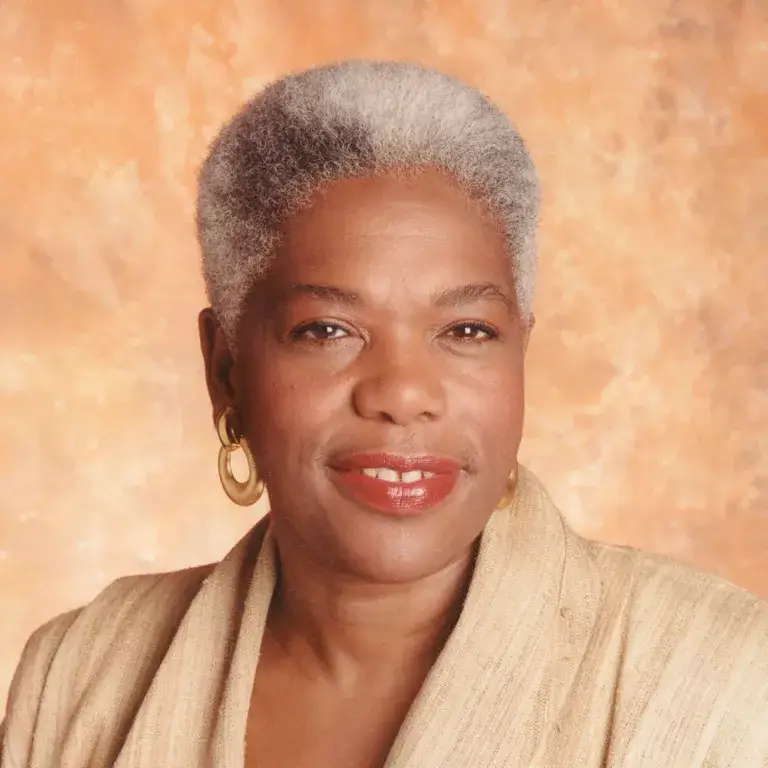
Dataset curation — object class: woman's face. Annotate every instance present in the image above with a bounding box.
[201,170,531,584]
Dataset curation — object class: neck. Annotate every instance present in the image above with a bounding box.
[265,523,477,689]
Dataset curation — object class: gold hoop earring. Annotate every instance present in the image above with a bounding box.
[216,407,265,507]
[498,466,518,508]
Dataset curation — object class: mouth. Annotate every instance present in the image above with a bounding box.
[327,452,464,516]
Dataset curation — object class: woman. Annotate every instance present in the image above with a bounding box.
[2,60,767,768]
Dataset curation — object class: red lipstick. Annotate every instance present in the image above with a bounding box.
[328,452,462,516]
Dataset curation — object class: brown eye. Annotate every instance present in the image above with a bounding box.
[445,322,498,342]
[291,321,351,342]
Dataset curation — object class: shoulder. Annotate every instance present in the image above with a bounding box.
[588,539,768,761]
[1,563,214,765]
[591,538,768,641]
[35,561,215,668]
[9,561,217,685]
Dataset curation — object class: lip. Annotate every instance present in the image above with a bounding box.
[327,452,463,516]
[329,452,463,474]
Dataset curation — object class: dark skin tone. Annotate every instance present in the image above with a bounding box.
[199,170,533,767]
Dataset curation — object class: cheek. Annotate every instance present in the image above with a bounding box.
[452,358,525,459]
[239,359,346,467]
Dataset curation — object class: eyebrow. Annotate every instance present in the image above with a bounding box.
[284,281,516,314]
[434,282,517,314]
[286,283,362,305]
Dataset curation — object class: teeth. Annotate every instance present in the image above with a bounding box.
[360,468,436,483]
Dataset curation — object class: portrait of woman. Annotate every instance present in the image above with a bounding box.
[1,58,766,767]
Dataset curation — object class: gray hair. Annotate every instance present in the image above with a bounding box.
[196,59,540,342]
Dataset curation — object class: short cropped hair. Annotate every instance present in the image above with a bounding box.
[196,59,540,342]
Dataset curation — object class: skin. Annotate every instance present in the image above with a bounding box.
[199,169,533,767]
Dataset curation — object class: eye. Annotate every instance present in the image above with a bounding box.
[290,321,351,343]
[444,322,499,342]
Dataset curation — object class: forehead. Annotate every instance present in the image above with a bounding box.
[266,170,512,295]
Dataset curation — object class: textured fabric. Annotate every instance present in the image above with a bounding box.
[2,467,767,767]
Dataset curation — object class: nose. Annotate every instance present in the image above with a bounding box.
[352,344,446,426]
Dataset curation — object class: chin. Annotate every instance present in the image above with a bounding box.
[327,505,480,585]
[343,550,461,586]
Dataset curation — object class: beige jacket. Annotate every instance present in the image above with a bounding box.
[2,467,767,767]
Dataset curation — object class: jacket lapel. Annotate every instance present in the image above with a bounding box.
[209,527,276,766]
[113,518,276,768]
[383,467,602,768]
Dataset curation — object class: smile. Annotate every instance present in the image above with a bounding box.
[359,468,436,482]
[328,453,463,516]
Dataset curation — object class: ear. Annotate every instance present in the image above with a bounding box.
[198,308,236,423]
[521,314,535,354]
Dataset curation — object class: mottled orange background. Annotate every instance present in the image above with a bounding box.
[1,0,766,706]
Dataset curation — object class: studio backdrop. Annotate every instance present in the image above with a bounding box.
[1,0,766,705]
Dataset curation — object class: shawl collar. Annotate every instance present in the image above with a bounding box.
[383,466,602,767]
[115,466,601,767]
[114,520,277,766]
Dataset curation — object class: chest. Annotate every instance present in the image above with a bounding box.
[244,661,422,768]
